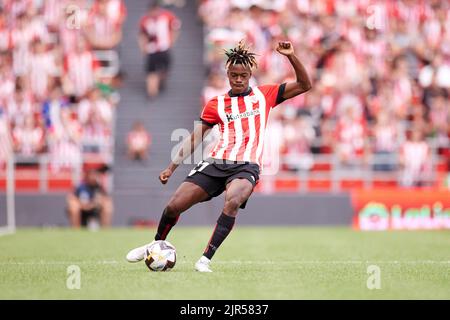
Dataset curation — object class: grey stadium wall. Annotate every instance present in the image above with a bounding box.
[0,192,353,227]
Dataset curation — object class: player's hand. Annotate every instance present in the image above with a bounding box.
[159,168,173,184]
[276,41,294,56]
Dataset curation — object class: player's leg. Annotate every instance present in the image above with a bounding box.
[126,181,209,262]
[154,181,210,240]
[196,178,254,272]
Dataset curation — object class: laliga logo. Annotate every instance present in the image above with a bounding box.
[357,202,450,230]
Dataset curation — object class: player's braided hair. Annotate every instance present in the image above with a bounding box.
[224,40,258,70]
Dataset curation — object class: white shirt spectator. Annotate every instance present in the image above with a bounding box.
[13,120,44,157]
[78,95,113,125]
[64,49,99,97]
[6,92,34,127]
[0,112,12,164]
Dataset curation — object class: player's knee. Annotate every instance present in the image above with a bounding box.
[224,197,241,212]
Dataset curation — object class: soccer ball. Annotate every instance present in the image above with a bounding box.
[144,240,177,272]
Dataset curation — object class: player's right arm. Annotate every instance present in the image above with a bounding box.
[159,123,212,184]
[159,98,220,184]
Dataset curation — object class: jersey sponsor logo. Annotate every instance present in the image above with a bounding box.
[225,108,260,123]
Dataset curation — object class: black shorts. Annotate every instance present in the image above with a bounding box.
[184,158,260,209]
[80,209,100,227]
[145,50,171,73]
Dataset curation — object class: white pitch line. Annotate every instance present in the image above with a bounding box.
[0,260,449,266]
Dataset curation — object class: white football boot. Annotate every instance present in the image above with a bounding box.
[195,256,213,273]
[126,241,155,263]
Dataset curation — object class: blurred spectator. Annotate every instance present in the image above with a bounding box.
[48,108,82,172]
[78,87,113,155]
[6,82,35,127]
[27,40,59,101]
[66,168,113,229]
[335,105,367,167]
[0,59,15,102]
[202,71,228,104]
[12,115,45,158]
[138,1,181,98]
[78,87,113,126]
[0,9,9,52]
[0,108,12,165]
[42,85,70,131]
[85,0,126,50]
[63,37,100,98]
[371,110,403,172]
[0,0,123,188]
[429,94,450,150]
[282,114,315,171]
[399,129,431,187]
[127,121,151,161]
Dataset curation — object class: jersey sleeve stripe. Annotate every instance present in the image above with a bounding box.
[276,83,287,105]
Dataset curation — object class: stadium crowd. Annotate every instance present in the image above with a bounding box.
[0,0,126,172]
[199,0,450,187]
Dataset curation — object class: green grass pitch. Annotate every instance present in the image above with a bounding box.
[0,227,449,299]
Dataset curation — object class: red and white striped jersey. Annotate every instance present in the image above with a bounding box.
[0,27,11,51]
[87,11,121,40]
[373,124,398,153]
[139,10,181,54]
[200,84,285,166]
[400,141,430,172]
[90,0,127,25]
[12,125,44,156]
[43,0,66,29]
[64,50,99,97]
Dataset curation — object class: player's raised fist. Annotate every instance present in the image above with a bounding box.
[276,41,294,56]
[159,168,173,184]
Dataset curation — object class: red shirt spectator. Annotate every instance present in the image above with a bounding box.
[139,5,181,54]
[400,130,431,187]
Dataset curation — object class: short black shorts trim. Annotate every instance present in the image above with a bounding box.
[276,83,287,105]
[145,50,171,74]
[184,159,260,209]
[200,118,216,128]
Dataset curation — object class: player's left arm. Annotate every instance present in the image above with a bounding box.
[277,41,312,99]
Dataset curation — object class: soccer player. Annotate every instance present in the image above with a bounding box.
[126,40,312,272]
